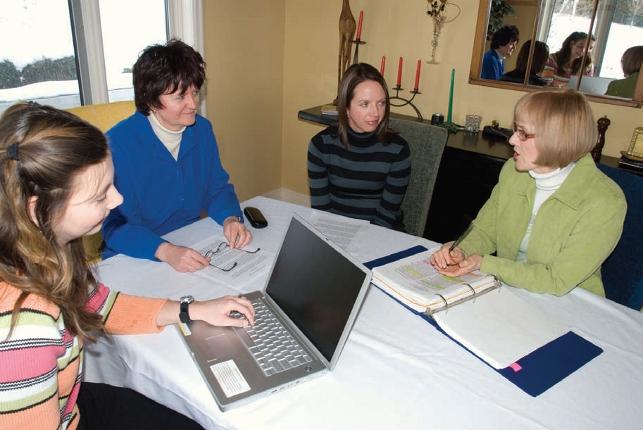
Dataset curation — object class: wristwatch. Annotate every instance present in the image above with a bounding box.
[179,295,194,325]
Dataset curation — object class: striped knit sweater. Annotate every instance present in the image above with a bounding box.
[307,126,411,229]
[0,282,166,430]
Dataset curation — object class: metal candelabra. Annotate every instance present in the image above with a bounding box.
[390,85,423,121]
[352,38,366,65]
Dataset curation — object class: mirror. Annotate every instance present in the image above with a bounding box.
[470,0,643,105]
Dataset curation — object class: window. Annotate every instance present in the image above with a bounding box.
[0,0,80,113]
[98,0,167,102]
[0,0,168,114]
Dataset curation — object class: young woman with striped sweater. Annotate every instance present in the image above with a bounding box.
[0,103,255,430]
[307,63,411,231]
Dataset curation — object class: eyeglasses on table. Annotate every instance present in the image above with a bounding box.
[203,242,261,272]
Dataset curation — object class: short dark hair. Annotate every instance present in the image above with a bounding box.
[491,25,519,50]
[133,39,206,115]
[337,63,391,148]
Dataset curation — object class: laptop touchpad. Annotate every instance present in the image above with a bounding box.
[203,334,234,359]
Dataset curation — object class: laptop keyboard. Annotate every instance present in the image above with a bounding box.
[243,298,313,376]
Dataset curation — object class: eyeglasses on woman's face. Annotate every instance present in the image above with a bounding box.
[512,123,536,142]
[203,242,261,272]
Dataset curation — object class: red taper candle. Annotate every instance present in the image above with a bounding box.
[396,57,403,87]
[414,59,421,91]
[355,11,364,40]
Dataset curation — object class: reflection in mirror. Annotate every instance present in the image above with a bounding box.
[471,0,643,104]
[541,31,595,88]
[501,40,550,86]
[481,25,520,81]
[480,0,538,84]
[605,46,643,98]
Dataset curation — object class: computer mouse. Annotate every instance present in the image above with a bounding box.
[229,310,247,320]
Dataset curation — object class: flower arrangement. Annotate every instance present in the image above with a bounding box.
[427,0,448,18]
[426,1,460,64]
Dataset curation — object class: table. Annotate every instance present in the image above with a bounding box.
[85,196,643,430]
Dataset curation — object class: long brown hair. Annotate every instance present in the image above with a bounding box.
[554,32,595,71]
[0,103,108,339]
[337,63,391,148]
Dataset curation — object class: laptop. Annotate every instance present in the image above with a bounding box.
[567,75,614,95]
[180,215,372,410]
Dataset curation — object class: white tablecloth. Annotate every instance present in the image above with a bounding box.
[86,196,643,430]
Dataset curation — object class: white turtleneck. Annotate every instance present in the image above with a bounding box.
[516,162,576,261]
[148,112,185,160]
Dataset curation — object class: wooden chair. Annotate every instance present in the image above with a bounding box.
[66,101,136,262]
[389,118,449,237]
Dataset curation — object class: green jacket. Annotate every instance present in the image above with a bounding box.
[605,72,639,98]
[459,154,626,296]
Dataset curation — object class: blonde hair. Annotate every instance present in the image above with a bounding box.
[514,90,596,168]
[0,103,108,340]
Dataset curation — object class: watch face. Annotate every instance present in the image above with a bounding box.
[180,295,194,304]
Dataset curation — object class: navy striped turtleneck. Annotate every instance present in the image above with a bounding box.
[307,126,411,230]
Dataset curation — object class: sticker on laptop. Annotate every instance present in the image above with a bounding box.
[210,360,251,398]
[178,322,192,336]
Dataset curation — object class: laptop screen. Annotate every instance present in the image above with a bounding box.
[265,217,368,362]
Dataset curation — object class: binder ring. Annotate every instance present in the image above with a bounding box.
[436,293,448,311]
[464,283,476,302]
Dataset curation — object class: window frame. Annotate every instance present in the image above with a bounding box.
[68,0,204,109]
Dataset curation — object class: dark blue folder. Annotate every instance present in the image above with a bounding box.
[365,246,603,397]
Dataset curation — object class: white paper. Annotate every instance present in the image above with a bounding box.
[308,212,368,253]
[433,288,569,369]
[193,238,273,290]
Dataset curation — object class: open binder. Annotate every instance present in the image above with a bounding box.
[365,245,603,397]
[370,248,501,315]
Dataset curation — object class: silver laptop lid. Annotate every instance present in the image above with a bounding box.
[262,215,371,368]
[567,75,613,95]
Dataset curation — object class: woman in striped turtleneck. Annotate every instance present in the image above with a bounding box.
[307,63,411,231]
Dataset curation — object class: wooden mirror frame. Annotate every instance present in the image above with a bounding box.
[469,0,643,108]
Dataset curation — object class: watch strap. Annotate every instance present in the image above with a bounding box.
[179,296,194,325]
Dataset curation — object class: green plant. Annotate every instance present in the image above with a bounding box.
[0,60,21,89]
[487,0,515,39]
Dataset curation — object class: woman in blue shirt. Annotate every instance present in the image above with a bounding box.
[481,25,519,80]
[103,40,251,272]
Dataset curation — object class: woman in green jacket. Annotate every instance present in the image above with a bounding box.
[430,90,626,296]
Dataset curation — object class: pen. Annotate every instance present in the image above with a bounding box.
[449,223,474,253]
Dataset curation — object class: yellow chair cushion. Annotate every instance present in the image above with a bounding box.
[67,100,135,132]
